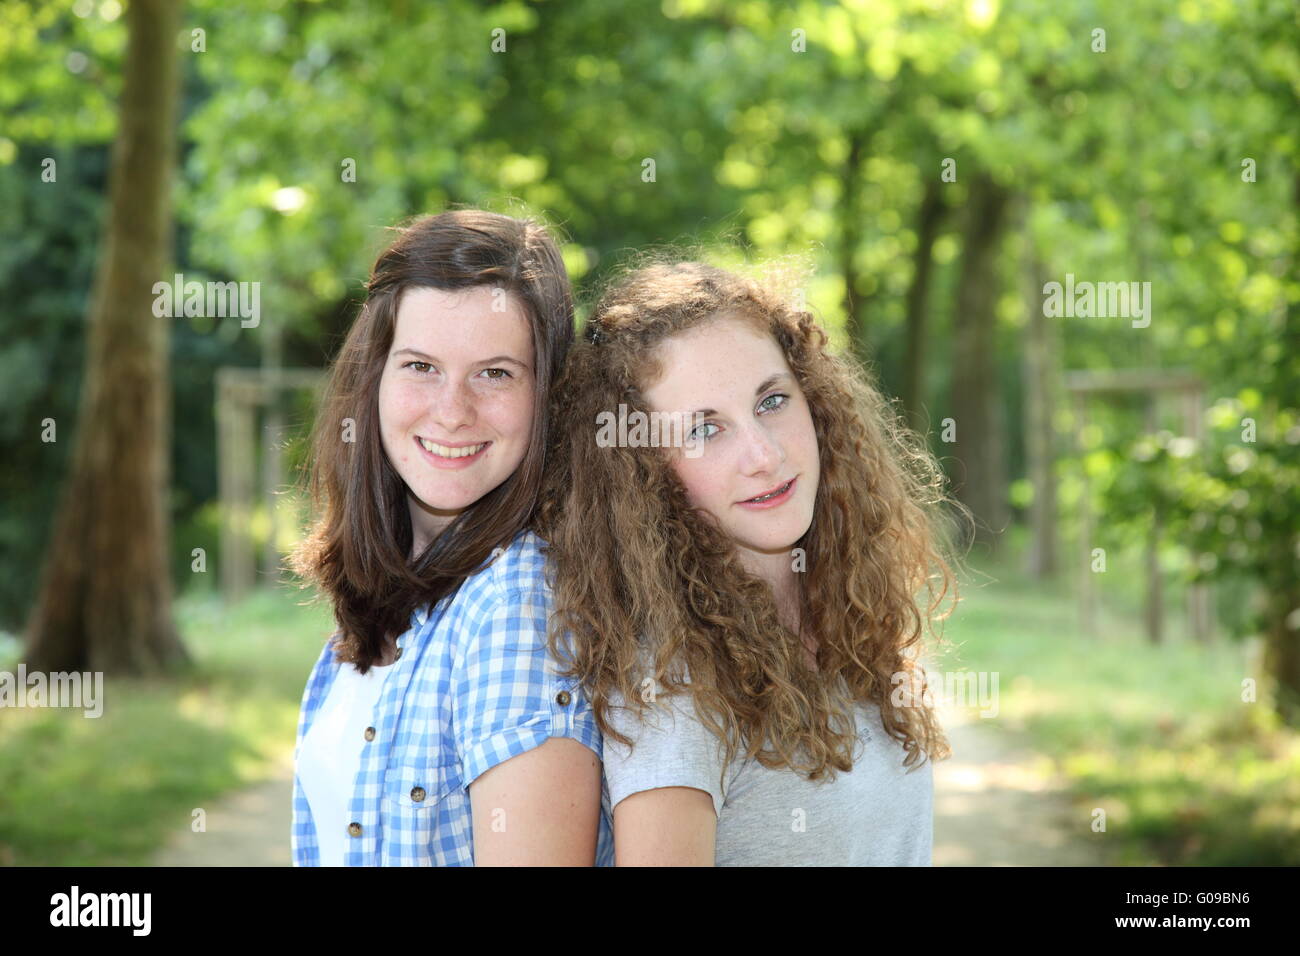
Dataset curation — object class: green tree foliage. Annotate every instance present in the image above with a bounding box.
[2,0,1296,711]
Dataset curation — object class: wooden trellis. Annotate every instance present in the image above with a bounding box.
[215,367,325,602]
[1065,368,1212,643]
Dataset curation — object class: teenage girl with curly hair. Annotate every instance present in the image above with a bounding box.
[539,259,969,866]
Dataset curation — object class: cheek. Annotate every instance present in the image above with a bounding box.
[480,385,535,439]
[671,457,724,510]
[376,383,399,443]
[789,403,819,462]
[379,379,420,429]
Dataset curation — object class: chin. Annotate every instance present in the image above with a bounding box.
[414,488,481,512]
[736,526,808,554]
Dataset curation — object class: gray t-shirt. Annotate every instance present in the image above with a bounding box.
[600,685,933,866]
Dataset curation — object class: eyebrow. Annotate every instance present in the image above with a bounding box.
[392,348,529,369]
[689,373,789,417]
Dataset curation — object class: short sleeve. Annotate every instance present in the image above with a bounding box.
[602,686,727,819]
[452,584,601,789]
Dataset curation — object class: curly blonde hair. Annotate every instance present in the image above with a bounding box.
[539,259,970,782]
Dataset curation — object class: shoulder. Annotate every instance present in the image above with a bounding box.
[486,529,550,593]
[604,677,718,755]
[601,679,729,820]
[447,531,554,660]
[460,529,550,607]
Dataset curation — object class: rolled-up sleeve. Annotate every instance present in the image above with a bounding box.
[602,688,727,819]
[452,584,602,789]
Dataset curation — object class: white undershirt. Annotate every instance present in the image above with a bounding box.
[298,659,396,866]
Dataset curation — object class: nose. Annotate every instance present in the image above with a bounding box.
[737,420,785,476]
[428,378,476,432]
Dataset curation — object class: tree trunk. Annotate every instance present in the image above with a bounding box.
[1264,577,1300,725]
[841,128,869,365]
[23,0,187,675]
[900,178,947,433]
[1265,168,1300,724]
[1022,219,1059,577]
[949,172,1011,549]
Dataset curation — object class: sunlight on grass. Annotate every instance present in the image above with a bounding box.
[0,582,334,865]
[946,528,1300,864]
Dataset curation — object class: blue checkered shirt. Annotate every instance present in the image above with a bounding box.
[291,530,615,866]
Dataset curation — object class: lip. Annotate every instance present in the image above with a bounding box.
[414,435,491,470]
[736,476,797,509]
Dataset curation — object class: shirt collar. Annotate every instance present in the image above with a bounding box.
[413,601,432,628]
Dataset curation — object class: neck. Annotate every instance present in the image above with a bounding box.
[737,544,818,671]
[408,497,454,562]
[737,546,802,634]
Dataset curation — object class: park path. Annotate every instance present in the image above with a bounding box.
[150,750,295,867]
[932,703,1111,866]
[151,706,1108,866]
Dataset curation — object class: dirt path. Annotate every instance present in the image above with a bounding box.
[151,751,294,867]
[152,707,1107,866]
[933,703,1112,866]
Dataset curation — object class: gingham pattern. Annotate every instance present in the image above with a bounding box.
[292,530,615,866]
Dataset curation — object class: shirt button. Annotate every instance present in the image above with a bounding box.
[347,822,362,837]
[410,786,426,802]
[555,690,571,706]
[364,726,375,741]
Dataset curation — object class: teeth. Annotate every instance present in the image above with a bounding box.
[747,481,790,503]
[419,438,486,459]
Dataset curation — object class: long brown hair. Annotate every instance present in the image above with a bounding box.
[539,260,970,780]
[290,209,574,673]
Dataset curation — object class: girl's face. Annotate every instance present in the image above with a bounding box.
[640,315,820,570]
[378,286,536,548]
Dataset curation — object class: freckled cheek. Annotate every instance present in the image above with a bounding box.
[379,385,428,463]
[382,386,427,432]
[782,406,819,465]
[791,414,821,497]
[797,430,819,469]
[673,458,729,511]
[477,388,534,439]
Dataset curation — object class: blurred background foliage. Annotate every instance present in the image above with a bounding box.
[1,0,1293,624]
[0,0,1298,864]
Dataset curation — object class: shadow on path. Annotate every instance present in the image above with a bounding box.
[934,704,1111,866]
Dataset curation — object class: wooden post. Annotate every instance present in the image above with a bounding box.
[261,316,284,585]
[1075,392,1096,638]
[1022,223,1059,579]
[1184,386,1213,643]
[217,372,256,602]
[1143,395,1163,645]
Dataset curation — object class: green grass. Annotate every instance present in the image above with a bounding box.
[0,586,334,866]
[940,529,1300,865]
[1,529,1296,866]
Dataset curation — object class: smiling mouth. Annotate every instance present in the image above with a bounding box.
[741,478,794,504]
[417,437,490,459]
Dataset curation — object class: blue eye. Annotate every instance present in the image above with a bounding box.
[689,422,720,442]
[759,393,788,412]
